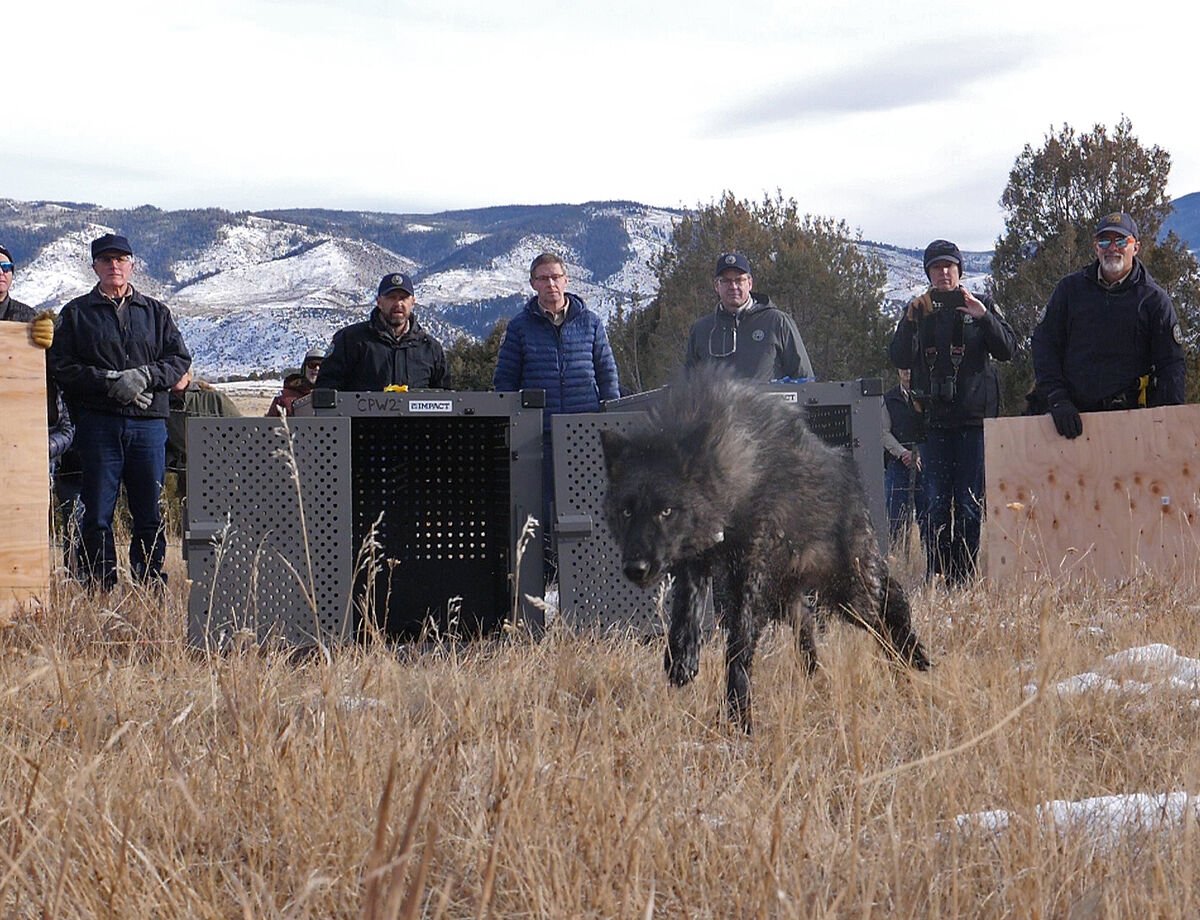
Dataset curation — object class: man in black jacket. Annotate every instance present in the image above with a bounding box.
[889,240,1017,586]
[1032,212,1185,439]
[317,273,450,391]
[49,233,192,590]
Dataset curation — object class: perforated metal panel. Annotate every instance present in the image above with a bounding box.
[556,379,887,635]
[552,412,666,634]
[185,418,353,649]
[350,416,513,639]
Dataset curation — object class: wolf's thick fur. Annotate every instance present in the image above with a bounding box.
[600,370,930,731]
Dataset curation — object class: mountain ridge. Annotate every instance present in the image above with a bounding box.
[3,195,1196,378]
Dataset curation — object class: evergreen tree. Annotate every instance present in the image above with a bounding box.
[447,319,508,391]
[992,117,1200,409]
[608,191,889,390]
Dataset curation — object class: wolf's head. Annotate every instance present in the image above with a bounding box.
[600,429,712,586]
[600,391,755,586]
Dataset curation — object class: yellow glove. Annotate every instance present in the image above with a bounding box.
[30,310,55,349]
[905,292,933,323]
[384,384,409,392]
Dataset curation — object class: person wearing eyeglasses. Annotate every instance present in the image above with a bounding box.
[684,252,813,381]
[493,252,621,584]
[317,273,449,392]
[48,233,192,591]
[1031,212,1185,440]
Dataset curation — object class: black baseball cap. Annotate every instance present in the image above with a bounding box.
[377,272,414,297]
[91,233,134,259]
[715,252,752,276]
[0,244,12,263]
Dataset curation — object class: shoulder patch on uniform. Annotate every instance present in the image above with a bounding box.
[1173,323,1184,345]
[752,329,766,342]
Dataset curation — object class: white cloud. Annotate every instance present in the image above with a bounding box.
[6,0,1198,250]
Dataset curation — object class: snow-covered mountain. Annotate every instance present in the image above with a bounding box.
[1,197,996,377]
[0,199,687,377]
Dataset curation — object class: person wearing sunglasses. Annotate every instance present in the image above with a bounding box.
[48,233,192,591]
[0,243,73,503]
[1031,211,1185,440]
[0,245,55,348]
[267,347,326,417]
[684,252,813,381]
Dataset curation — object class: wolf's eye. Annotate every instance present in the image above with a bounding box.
[660,507,673,518]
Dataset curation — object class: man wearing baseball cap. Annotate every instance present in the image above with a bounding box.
[316,272,450,391]
[1032,211,1185,439]
[684,252,813,381]
[48,232,192,591]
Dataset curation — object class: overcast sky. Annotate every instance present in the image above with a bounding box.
[6,0,1195,251]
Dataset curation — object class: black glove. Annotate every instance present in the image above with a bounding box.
[1047,393,1082,439]
[105,367,152,404]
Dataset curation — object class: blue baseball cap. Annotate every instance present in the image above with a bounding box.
[715,252,752,276]
[377,272,414,297]
[1094,212,1139,239]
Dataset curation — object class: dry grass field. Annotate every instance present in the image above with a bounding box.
[5,552,1200,918]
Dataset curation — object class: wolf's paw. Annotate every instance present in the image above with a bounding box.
[665,647,699,686]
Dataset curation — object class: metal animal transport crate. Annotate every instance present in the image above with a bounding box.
[551,379,886,635]
[185,389,545,649]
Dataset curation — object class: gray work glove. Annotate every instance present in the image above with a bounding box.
[105,367,152,404]
[132,390,154,410]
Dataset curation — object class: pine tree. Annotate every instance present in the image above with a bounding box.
[447,319,508,391]
[608,191,889,390]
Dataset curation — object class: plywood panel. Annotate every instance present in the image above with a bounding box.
[0,323,50,624]
[984,406,1200,583]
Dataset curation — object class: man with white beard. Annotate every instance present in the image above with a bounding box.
[1031,211,1185,439]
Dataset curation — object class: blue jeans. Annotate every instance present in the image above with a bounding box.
[884,453,926,548]
[922,427,985,586]
[74,409,168,590]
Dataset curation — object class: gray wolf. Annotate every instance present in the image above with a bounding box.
[600,370,930,731]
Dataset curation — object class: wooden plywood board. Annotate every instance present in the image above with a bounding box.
[0,323,50,623]
[984,406,1200,583]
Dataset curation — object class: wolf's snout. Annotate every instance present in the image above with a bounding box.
[623,560,653,585]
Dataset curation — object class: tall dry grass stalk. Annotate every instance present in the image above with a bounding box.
[4,557,1200,916]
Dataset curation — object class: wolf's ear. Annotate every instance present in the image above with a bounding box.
[599,429,629,478]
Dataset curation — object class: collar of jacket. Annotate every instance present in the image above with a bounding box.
[713,292,772,320]
[86,284,148,309]
[524,291,584,324]
[1088,257,1145,293]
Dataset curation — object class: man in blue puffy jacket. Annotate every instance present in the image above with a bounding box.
[493,252,620,581]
